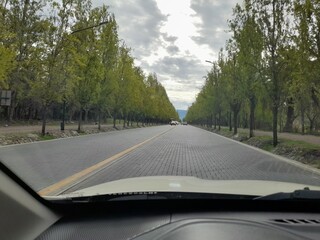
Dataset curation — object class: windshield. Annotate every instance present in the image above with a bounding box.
[1,0,320,200]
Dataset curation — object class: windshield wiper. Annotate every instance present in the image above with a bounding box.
[255,188,320,201]
[71,192,167,203]
[50,191,256,203]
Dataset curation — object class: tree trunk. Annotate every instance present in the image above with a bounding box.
[232,103,241,135]
[310,119,314,133]
[84,108,89,124]
[68,108,74,123]
[278,105,283,133]
[34,108,38,120]
[306,113,316,134]
[249,96,255,138]
[301,108,305,135]
[214,114,217,130]
[8,91,16,122]
[283,98,294,132]
[28,106,32,121]
[208,116,210,128]
[272,105,278,147]
[41,105,47,136]
[229,111,232,131]
[218,110,221,131]
[123,115,126,128]
[98,110,101,130]
[233,110,238,135]
[61,100,66,131]
[78,109,82,132]
[113,113,116,128]
[244,113,248,129]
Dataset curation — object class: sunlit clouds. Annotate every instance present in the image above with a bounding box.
[92,0,239,110]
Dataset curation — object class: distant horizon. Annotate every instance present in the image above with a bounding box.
[176,109,187,121]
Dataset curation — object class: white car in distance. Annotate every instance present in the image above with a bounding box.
[170,120,180,125]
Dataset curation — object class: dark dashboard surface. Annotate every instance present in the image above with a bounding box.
[37,209,320,240]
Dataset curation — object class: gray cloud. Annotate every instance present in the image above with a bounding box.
[133,54,206,110]
[167,45,180,55]
[90,0,239,109]
[161,33,180,56]
[93,0,167,57]
[152,56,207,82]
[190,0,238,51]
[165,83,203,93]
[161,32,178,44]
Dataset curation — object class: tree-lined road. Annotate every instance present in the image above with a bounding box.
[1,125,320,195]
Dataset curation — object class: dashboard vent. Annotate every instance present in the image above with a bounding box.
[272,219,320,225]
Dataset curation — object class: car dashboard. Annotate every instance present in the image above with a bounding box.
[36,208,320,240]
[2,163,320,240]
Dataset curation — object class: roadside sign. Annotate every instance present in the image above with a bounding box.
[1,90,12,106]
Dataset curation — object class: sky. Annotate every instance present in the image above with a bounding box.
[92,0,239,110]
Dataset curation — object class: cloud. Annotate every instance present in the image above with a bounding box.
[166,45,179,55]
[167,86,201,110]
[161,32,178,44]
[93,0,167,57]
[90,0,240,110]
[149,55,207,109]
[190,0,238,51]
[152,56,207,82]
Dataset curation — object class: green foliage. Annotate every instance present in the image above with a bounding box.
[186,0,319,141]
[0,0,176,129]
[0,45,15,88]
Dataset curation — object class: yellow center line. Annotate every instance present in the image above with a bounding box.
[38,128,172,196]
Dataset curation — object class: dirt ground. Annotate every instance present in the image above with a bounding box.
[252,129,320,145]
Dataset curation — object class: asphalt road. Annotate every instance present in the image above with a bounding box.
[1,125,320,194]
[0,126,170,191]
